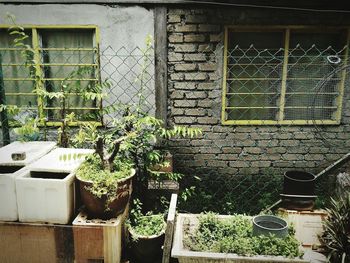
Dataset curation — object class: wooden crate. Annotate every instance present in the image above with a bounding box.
[278,209,328,248]
[73,210,127,263]
[0,221,73,263]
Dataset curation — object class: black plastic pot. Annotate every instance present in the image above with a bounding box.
[282,170,317,210]
[283,171,316,196]
[252,215,288,238]
[128,225,165,263]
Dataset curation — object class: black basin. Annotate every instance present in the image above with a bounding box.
[283,170,316,196]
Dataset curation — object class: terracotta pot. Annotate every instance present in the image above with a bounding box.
[77,168,135,219]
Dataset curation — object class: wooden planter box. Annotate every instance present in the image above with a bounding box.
[278,209,328,249]
[72,208,128,263]
[0,221,73,263]
[172,214,309,263]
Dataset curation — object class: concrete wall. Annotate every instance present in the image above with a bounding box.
[0,4,154,53]
[167,7,350,177]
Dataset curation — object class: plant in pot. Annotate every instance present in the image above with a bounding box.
[321,193,350,263]
[73,123,137,219]
[126,198,167,263]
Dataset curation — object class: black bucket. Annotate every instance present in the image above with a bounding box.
[282,170,317,210]
[283,171,316,196]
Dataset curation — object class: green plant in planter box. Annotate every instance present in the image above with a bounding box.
[184,212,303,258]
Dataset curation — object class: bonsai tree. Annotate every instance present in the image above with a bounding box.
[73,107,201,212]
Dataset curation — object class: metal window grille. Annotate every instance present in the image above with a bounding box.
[0,26,101,126]
[222,27,349,125]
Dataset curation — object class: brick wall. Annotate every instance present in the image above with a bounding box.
[167,7,350,177]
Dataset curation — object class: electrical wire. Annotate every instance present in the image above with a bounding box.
[180,0,350,14]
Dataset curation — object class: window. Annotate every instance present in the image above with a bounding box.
[222,26,349,125]
[0,26,100,125]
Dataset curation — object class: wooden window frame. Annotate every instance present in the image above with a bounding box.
[221,25,350,125]
[0,24,101,127]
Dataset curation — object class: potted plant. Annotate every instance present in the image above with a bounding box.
[73,122,136,219]
[126,199,166,263]
[172,213,307,263]
[321,193,350,263]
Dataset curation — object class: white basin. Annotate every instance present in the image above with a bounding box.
[16,148,94,224]
[0,141,56,221]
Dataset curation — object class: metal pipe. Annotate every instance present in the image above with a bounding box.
[261,151,350,213]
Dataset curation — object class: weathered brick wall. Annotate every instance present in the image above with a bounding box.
[167,7,350,176]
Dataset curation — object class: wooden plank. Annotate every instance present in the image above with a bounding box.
[162,193,178,263]
[0,222,59,263]
[221,26,229,124]
[278,28,290,122]
[103,225,122,263]
[154,6,168,124]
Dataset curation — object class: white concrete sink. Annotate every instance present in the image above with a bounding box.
[16,148,94,224]
[0,141,56,221]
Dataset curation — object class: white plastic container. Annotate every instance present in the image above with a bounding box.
[16,148,94,224]
[172,214,310,263]
[0,141,56,221]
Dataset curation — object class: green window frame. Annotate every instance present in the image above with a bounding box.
[222,26,350,125]
[0,25,101,126]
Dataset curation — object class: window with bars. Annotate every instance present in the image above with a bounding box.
[222,27,349,125]
[0,26,101,125]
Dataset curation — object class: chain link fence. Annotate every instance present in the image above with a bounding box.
[1,41,349,214]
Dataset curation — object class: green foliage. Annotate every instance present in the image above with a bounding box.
[179,172,283,215]
[127,199,166,238]
[76,154,133,209]
[58,152,87,162]
[4,17,105,147]
[184,213,303,258]
[0,105,20,116]
[322,193,350,263]
[13,116,40,141]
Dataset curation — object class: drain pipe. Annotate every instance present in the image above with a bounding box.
[261,152,350,213]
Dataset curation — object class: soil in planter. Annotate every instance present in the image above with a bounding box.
[30,171,69,179]
[0,165,24,174]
